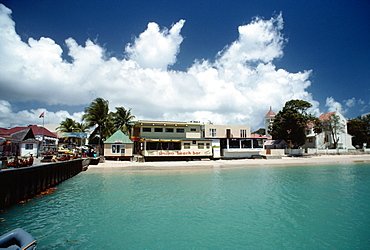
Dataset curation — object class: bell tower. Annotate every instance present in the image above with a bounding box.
[264,107,276,136]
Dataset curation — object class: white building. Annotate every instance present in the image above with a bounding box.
[203,124,267,159]
[131,121,212,160]
[304,110,354,150]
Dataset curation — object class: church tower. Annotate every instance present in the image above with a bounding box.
[264,107,276,136]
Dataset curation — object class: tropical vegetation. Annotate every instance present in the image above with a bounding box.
[82,97,136,154]
[348,114,370,148]
[269,99,317,148]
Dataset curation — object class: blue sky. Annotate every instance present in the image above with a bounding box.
[0,0,369,130]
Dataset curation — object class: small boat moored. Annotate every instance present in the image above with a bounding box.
[0,228,36,250]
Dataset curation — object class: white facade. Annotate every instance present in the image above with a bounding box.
[20,141,38,157]
[305,110,354,150]
[133,121,212,159]
[203,124,266,158]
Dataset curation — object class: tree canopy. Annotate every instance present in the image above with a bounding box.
[82,97,111,142]
[82,97,136,154]
[112,107,136,136]
[269,99,316,148]
[348,114,370,148]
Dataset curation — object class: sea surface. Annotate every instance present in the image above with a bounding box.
[1,163,370,249]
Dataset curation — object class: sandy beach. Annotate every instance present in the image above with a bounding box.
[87,154,370,171]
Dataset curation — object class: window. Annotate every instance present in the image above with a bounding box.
[184,143,190,149]
[253,139,263,148]
[241,139,252,148]
[206,143,211,149]
[229,139,240,148]
[190,128,197,132]
[198,143,204,149]
[240,129,247,138]
[154,127,163,132]
[173,142,181,150]
[165,128,174,133]
[146,142,181,150]
[210,129,217,137]
[111,145,121,153]
[147,142,160,150]
[142,127,151,132]
[25,144,33,150]
[176,128,185,133]
[161,142,170,150]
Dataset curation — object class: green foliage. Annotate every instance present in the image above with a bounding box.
[112,107,136,136]
[270,99,315,148]
[252,128,266,135]
[83,97,111,143]
[57,118,76,132]
[348,114,370,148]
[73,122,89,133]
[82,98,136,154]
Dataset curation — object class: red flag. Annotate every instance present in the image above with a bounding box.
[39,112,44,118]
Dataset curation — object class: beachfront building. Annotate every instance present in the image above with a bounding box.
[104,130,134,160]
[304,110,355,152]
[203,124,267,159]
[0,126,57,157]
[131,121,212,160]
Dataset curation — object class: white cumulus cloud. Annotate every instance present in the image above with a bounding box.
[0,4,319,129]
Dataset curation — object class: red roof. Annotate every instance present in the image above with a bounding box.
[250,133,271,139]
[265,108,276,117]
[0,125,57,138]
[319,112,335,121]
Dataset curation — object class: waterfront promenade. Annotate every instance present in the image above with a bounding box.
[87,154,370,171]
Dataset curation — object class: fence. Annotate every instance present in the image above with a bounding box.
[0,159,85,209]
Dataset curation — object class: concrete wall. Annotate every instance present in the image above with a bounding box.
[265,149,285,155]
[222,148,265,158]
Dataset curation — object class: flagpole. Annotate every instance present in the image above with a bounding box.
[42,113,45,154]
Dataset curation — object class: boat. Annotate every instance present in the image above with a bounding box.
[0,228,36,249]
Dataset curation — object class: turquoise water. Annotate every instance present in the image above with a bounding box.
[1,164,370,249]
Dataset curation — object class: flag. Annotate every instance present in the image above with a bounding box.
[39,112,44,118]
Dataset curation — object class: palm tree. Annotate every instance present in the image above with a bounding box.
[113,107,136,136]
[74,122,90,146]
[74,122,89,133]
[57,118,77,146]
[83,98,110,154]
[57,118,76,133]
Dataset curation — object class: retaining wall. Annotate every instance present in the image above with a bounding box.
[0,159,85,209]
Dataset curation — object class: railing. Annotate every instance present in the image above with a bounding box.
[0,159,85,209]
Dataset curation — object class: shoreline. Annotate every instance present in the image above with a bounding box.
[87,154,370,172]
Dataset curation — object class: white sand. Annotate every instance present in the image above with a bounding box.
[87,154,370,172]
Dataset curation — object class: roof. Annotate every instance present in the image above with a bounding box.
[0,125,56,138]
[137,120,202,127]
[140,137,213,141]
[265,108,276,117]
[264,139,287,146]
[318,112,335,121]
[9,128,34,141]
[250,133,271,139]
[0,136,21,144]
[104,130,133,144]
